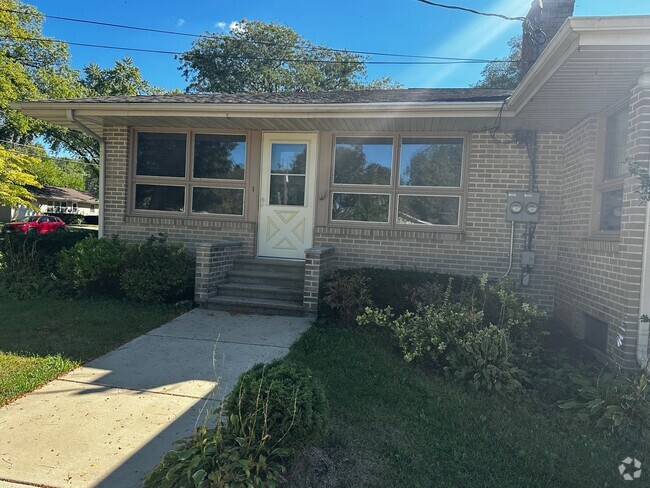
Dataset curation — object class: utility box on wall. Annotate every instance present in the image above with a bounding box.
[505,191,540,223]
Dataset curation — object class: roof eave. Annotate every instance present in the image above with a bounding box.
[509,15,650,113]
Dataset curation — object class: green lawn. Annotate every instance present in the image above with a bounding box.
[0,297,191,406]
[286,326,637,487]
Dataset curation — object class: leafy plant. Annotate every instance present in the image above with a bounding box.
[322,271,373,326]
[144,412,291,488]
[447,325,526,396]
[558,369,650,445]
[223,359,329,450]
[120,234,194,303]
[57,235,127,296]
[0,237,55,298]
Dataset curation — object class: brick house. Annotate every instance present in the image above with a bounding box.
[12,7,650,368]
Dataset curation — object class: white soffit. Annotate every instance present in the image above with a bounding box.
[506,16,650,132]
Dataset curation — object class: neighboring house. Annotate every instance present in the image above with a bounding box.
[0,185,99,222]
[12,2,650,369]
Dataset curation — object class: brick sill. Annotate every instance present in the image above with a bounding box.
[581,238,620,253]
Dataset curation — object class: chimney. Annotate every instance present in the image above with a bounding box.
[520,0,575,79]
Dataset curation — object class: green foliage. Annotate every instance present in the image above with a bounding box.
[144,413,291,488]
[178,19,398,93]
[120,235,194,303]
[0,237,54,298]
[630,162,650,202]
[325,267,479,315]
[322,271,373,326]
[357,273,546,395]
[224,359,329,450]
[448,325,527,396]
[57,235,127,296]
[473,36,521,89]
[0,231,93,298]
[0,146,41,209]
[558,370,650,445]
[81,57,163,96]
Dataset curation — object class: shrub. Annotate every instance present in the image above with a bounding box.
[0,238,56,298]
[120,234,194,303]
[224,359,329,449]
[330,267,479,315]
[144,412,291,488]
[558,370,650,445]
[447,325,527,396]
[57,235,127,296]
[322,271,372,326]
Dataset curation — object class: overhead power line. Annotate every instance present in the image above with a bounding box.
[0,35,520,65]
[415,0,526,22]
[0,140,97,165]
[0,7,519,64]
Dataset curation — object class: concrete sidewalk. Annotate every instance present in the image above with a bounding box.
[0,309,311,488]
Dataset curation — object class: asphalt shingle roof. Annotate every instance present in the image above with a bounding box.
[32,88,512,105]
[32,186,98,204]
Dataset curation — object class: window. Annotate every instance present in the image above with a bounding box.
[595,106,628,234]
[331,135,464,227]
[132,130,247,217]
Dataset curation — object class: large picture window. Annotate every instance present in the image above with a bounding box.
[132,130,247,217]
[331,135,464,228]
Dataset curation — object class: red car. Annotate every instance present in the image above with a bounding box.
[2,215,68,235]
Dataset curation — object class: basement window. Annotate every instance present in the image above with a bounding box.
[584,314,609,353]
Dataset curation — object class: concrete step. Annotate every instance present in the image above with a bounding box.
[227,268,305,286]
[218,282,304,301]
[233,258,305,276]
[203,295,306,317]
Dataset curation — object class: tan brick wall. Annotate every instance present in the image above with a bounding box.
[101,126,256,254]
[314,132,565,311]
[554,87,649,368]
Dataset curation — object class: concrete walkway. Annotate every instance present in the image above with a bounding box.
[0,309,311,488]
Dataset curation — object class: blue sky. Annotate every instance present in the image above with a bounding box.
[28,0,650,91]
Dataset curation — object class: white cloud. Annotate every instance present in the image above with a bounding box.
[406,0,529,87]
[215,21,227,30]
[176,18,185,27]
[229,21,245,34]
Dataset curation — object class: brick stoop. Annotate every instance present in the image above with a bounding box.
[203,258,306,316]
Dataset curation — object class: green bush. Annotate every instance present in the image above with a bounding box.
[328,267,479,315]
[0,238,56,298]
[358,275,547,395]
[57,235,127,296]
[120,235,194,303]
[224,359,329,450]
[322,271,373,326]
[558,370,650,446]
[144,412,291,488]
[448,325,527,396]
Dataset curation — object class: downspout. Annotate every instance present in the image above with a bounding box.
[635,68,650,371]
[66,109,105,238]
[637,197,650,371]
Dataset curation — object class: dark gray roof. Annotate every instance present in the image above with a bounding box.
[32,88,511,105]
[32,186,98,204]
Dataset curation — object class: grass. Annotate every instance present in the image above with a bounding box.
[286,326,636,487]
[0,297,191,406]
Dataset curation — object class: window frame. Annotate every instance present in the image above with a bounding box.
[130,128,250,219]
[329,132,467,230]
[592,102,629,239]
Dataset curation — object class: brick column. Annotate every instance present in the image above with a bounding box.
[194,240,243,303]
[303,246,335,316]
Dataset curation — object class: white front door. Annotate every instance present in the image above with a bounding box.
[258,133,318,259]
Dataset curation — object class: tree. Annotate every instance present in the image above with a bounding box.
[81,58,164,97]
[473,36,521,90]
[178,20,398,93]
[0,146,41,209]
